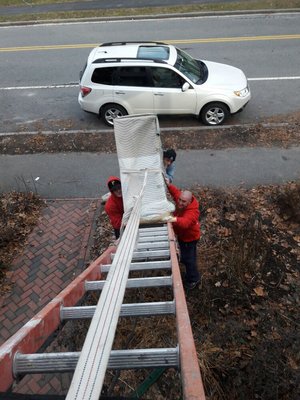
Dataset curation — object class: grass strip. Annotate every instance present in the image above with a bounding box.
[0,0,299,24]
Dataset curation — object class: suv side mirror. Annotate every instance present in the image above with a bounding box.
[182,82,190,92]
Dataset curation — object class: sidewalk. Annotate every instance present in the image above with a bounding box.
[1,147,300,199]
[0,198,100,346]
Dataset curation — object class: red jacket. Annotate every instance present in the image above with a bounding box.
[168,184,200,242]
[104,176,124,230]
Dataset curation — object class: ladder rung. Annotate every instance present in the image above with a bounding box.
[61,301,175,320]
[138,235,168,243]
[111,249,170,261]
[101,259,171,273]
[85,276,172,291]
[136,241,169,250]
[132,249,170,259]
[14,347,179,375]
[138,227,168,236]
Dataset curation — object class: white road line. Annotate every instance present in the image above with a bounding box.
[248,76,300,81]
[0,76,299,91]
[0,84,78,90]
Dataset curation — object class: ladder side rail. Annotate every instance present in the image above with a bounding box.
[168,223,206,400]
[0,247,115,392]
[66,173,147,400]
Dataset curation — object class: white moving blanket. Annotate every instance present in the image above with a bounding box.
[113,114,174,223]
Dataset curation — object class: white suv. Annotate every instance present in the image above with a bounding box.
[78,41,251,126]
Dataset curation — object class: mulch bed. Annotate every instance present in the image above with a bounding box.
[189,183,300,400]
[0,121,299,155]
[0,192,45,295]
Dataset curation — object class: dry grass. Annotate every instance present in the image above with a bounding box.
[1,0,300,23]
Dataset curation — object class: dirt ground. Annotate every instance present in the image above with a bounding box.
[1,113,300,399]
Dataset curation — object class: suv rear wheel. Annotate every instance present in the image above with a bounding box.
[101,104,128,126]
[200,102,229,126]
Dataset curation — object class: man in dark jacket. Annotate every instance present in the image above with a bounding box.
[167,183,201,289]
[104,176,124,239]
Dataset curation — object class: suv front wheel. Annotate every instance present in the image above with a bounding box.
[101,104,128,126]
[200,102,229,126]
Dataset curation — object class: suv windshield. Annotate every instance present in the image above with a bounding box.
[174,48,205,84]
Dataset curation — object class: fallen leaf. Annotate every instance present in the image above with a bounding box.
[225,214,236,221]
[271,331,281,340]
[254,286,265,296]
[287,356,299,370]
[293,235,300,243]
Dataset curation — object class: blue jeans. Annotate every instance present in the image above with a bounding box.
[178,240,200,283]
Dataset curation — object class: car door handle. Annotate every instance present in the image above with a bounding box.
[115,91,125,95]
[154,93,164,96]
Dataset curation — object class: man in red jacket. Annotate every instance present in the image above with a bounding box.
[167,183,201,290]
[104,176,124,239]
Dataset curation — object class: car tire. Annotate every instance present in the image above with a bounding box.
[200,102,229,126]
[101,104,128,127]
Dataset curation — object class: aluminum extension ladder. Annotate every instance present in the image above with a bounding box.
[0,223,205,399]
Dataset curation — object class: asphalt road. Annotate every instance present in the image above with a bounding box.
[1,12,300,133]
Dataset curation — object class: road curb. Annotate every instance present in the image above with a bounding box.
[0,122,293,138]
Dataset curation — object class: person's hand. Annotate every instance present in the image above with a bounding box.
[162,215,177,223]
[162,173,170,186]
[114,238,120,246]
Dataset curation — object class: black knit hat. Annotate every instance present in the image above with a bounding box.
[108,179,121,192]
[163,149,177,162]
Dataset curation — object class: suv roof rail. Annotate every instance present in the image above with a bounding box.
[92,58,167,64]
[99,41,167,47]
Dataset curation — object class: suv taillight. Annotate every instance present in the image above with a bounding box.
[80,86,92,97]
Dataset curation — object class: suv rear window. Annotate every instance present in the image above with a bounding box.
[91,67,114,85]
